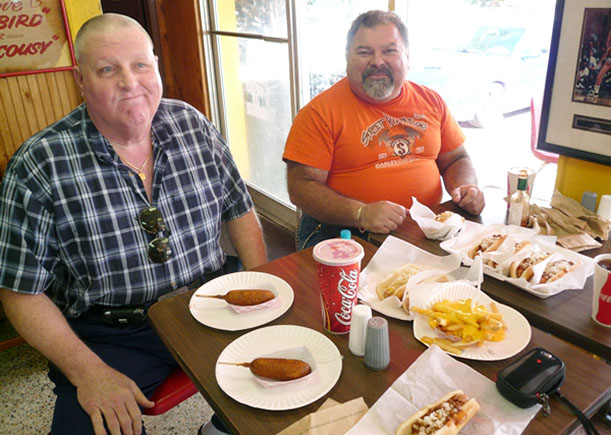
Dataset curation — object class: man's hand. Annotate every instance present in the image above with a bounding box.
[0,290,154,435]
[359,201,407,233]
[450,185,485,215]
[77,365,154,435]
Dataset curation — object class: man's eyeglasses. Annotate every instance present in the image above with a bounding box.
[138,207,172,263]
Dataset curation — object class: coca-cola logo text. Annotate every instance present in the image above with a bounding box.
[334,268,358,326]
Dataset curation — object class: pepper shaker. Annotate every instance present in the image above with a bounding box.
[364,316,390,370]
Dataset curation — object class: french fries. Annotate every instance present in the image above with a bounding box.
[413,298,507,354]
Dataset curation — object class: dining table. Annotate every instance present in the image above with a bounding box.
[147,241,611,435]
[368,190,611,361]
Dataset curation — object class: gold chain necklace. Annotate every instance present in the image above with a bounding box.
[122,153,151,181]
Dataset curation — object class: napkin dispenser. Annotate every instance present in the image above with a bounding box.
[496,347,565,415]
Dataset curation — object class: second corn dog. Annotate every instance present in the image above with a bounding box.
[219,357,312,381]
[196,289,275,306]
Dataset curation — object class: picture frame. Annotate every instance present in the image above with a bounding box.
[537,0,611,166]
[0,0,75,78]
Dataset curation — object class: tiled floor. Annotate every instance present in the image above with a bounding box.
[0,214,296,435]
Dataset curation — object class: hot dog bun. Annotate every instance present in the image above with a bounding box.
[539,258,581,284]
[486,240,531,268]
[376,264,424,300]
[395,390,479,435]
[509,250,551,281]
[468,233,507,259]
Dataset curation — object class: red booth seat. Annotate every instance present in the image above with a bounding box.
[143,367,198,416]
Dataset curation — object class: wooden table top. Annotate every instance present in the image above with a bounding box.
[369,197,611,361]
[148,242,611,435]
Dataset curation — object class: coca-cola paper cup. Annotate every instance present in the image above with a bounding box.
[593,254,611,327]
[313,238,365,334]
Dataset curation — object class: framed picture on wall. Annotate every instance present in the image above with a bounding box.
[0,0,75,78]
[537,0,611,166]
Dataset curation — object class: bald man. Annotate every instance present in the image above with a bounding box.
[0,13,264,434]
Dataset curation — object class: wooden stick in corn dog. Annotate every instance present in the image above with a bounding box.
[196,289,275,306]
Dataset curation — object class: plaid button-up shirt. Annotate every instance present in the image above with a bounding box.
[0,99,253,317]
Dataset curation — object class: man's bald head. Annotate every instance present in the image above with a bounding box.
[74,13,154,65]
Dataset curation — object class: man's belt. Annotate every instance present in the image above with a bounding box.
[88,261,239,327]
[88,304,149,326]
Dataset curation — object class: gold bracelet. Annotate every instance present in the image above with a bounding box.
[356,205,366,233]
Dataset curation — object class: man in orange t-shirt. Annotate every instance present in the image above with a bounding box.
[283,10,484,249]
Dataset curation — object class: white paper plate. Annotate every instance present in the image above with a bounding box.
[189,272,293,331]
[412,282,531,361]
[215,325,342,411]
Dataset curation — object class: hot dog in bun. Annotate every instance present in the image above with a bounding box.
[376,264,424,300]
[509,250,551,281]
[539,258,580,284]
[468,233,507,259]
[395,390,479,435]
[377,264,451,314]
[486,240,531,268]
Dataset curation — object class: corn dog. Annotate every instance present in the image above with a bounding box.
[219,357,311,381]
[196,289,275,306]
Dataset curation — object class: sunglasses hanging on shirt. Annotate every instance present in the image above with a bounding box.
[138,207,172,263]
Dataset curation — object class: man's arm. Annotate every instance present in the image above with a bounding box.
[436,145,485,215]
[0,289,153,435]
[225,209,268,270]
[286,161,406,233]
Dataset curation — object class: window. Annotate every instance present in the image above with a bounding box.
[405,0,557,201]
[201,0,387,216]
[201,0,557,222]
[202,1,291,210]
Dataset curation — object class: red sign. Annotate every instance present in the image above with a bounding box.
[0,0,75,77]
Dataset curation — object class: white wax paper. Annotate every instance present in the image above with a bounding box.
[345,345,540,435]
[441,221,594,298]
[359,236,482,320]
[410,197,465,240]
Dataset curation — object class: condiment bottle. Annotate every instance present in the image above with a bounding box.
[508,170,530,227]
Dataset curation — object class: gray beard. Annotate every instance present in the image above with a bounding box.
[362,77,394,100]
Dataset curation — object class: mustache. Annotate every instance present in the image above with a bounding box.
[362,65,393,80]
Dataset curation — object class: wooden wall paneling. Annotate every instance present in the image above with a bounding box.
[44,72,71,122]
[34,74,57,127]
[62,70,82,110]
[16,75,42,137]
[55,71,78,116]
[0,91,13,176]
[3,78,30,148]
[25,74,48,129]
[155,0,210,118]
[4,79,23,145]
[0,70,83,178]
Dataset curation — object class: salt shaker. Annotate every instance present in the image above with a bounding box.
[348,304,372,357]
[364,316,390,370]
[581,191,597,212]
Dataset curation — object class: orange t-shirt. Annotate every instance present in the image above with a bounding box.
[283,78,465,208]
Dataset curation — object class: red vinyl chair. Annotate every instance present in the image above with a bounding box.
[143,367,198,415]
[530,97,559,164]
